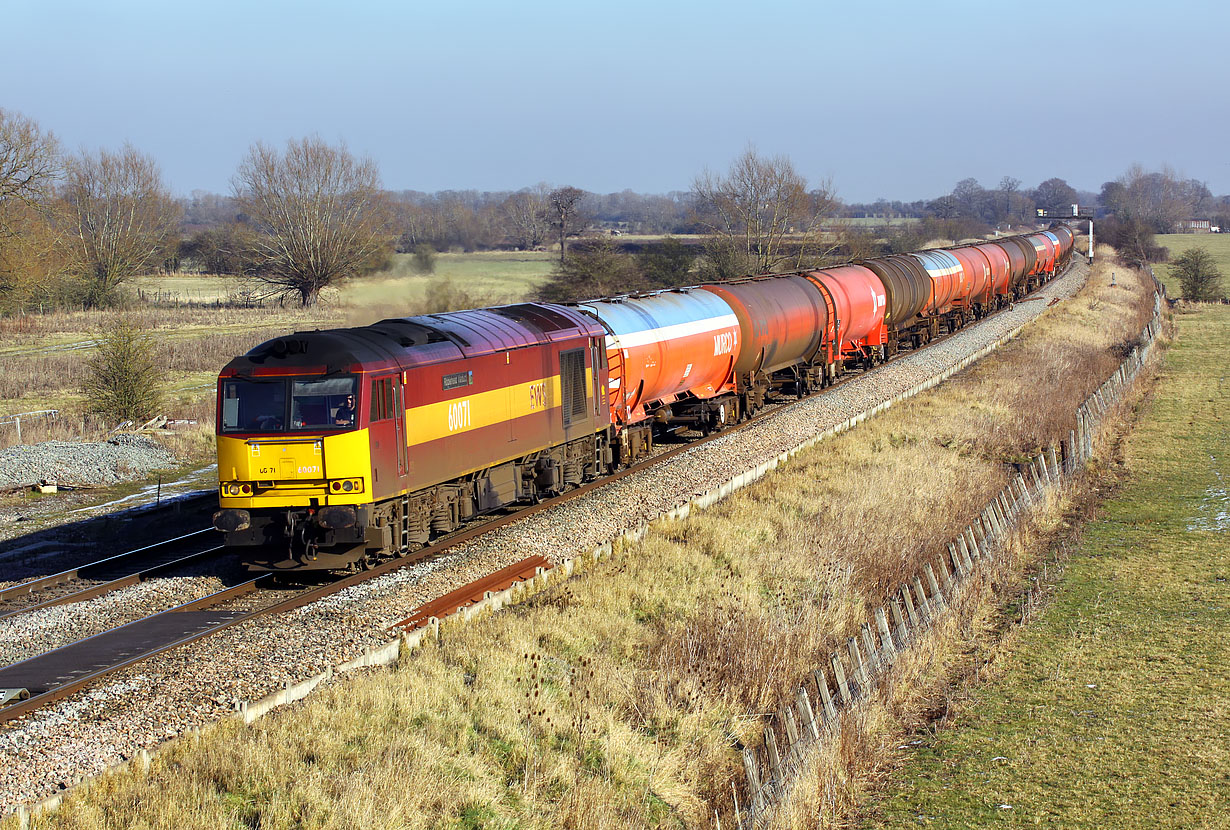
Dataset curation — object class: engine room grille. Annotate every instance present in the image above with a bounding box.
[560,348,587,426]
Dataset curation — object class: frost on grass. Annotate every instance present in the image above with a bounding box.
[1186,459,1228,532]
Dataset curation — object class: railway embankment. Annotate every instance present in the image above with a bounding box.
[867,301,1227,829]
[1,252,1165,827]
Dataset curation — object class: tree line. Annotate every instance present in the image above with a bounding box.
[6,104,1229,313]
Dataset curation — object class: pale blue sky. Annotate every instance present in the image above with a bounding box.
[4,0,1226,201]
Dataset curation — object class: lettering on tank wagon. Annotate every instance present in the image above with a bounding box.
[713,330,736,356]
[447,399,472,432]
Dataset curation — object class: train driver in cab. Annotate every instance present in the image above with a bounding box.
[334,394,356,426]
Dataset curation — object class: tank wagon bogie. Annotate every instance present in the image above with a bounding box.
[212,225,1075,573]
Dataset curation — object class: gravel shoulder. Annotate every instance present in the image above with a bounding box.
[0,261,1091,809]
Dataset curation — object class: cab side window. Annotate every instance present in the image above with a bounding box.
[371,377,396,421]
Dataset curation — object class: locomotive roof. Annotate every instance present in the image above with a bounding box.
[219,302,603,376]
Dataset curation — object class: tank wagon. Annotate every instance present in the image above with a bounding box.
[212,224,1075,572]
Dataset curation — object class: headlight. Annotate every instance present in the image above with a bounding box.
[342,480,354,492]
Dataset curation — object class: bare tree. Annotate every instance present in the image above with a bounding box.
[997,176,1022,223]
[1101,165,1210,233]
[499,185,550,251]
[0,109,61,240]
[548,186,586,263]
[62,144,181,307]
[234,137,392,306]
[693,147,837,276]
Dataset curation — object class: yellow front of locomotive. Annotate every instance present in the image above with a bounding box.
[216,428,371,509]
[212,362,379,571]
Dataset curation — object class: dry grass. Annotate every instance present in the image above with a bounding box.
[8,257,1157,829]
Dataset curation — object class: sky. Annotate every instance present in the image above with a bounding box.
[4,0,1227,204]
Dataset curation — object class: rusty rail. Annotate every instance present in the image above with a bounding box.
[388,555,549,632]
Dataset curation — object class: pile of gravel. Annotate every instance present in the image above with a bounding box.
[0,434,180,489]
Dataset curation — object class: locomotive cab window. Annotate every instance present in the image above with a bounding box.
[371,376,396,421]
[221,379,286,433]
[220,376,357,433]
[292,377,358,429]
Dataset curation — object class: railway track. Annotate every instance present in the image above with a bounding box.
[0,529,222,620]
[0,264,1076,728]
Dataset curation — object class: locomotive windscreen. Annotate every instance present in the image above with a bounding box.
[220,376,357,433]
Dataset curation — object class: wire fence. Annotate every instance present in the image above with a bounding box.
[0,410,60,444]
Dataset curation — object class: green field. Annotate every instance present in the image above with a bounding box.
[871,304,1230,828]
[133,250,556,311]
[1152,233,1230,297]
[347,249,556,307]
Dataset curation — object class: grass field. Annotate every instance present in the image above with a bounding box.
[345,250,556,309]
[869,303,1229,828]
[1152,233,1230,297]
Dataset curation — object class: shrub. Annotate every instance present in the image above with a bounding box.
[412,244,437,274]
[1172,247,1226,302]
[83,320,164,424]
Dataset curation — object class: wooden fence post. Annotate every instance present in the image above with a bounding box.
[912,575,932,622]
[848,637,869,692]
[936,552,954,590]
[875,607,897,659]
[1016,473,1032,507]
[797,686,820,742]
[783,707,801,763]
[955,537,973,573]
[765,727,783,786]
[813,668,838,724]
[742,747,762,811]
[949,542,967,578]
[965,527,983,561]
[925,563,947,609]
[901,584,920,629]
[860,623,880,673]
[890,596,908,646]
[1040,450,1053,485]
[830,652,852,704]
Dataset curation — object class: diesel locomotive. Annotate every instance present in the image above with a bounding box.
[212,224,1076,572]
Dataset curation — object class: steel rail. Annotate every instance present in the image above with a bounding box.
[0,528,215,602]
[0,577,268,725]
[0,545,226,622]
